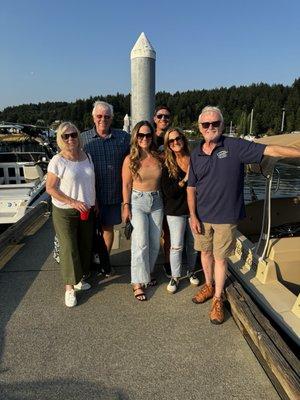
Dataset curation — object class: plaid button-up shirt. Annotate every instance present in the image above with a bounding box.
[81,127,130,205]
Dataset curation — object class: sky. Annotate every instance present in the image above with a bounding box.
[1,0,300,111]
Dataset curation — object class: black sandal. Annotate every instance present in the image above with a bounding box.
[133,286,147,301]
[147,277,157,287]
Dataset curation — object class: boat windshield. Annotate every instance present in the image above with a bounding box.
[245,162,300,203]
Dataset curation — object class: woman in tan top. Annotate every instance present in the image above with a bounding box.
[122,121,163,301]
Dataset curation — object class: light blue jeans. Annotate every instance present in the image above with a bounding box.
[166,215,198,278]
[131,189,163,284]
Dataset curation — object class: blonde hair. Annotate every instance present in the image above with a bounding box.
[129,121,161,178]
[164,127,190,179]
[56,122,81,151]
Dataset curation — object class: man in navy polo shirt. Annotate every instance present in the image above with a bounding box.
[188,105,300,324]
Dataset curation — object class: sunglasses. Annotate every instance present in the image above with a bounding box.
[200,120,221,129]
[137,132,152,140]
[156,114,170,120]
[61,132,78,140]
[96,115,111,120]
[168,136,183,145]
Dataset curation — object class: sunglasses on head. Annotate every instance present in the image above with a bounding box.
[61,132,78,140]
[156,114,170,120]
[137,132,152,140]
[168,136,183,145]
[200,120,221,129]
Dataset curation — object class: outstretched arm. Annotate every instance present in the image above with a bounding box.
[264,145,300,158]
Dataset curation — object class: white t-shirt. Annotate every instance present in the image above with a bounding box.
[47,154,96,209]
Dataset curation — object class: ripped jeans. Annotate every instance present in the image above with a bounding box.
[166,215,198,278]
[130,189,163,284]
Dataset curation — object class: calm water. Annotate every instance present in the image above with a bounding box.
[244,162,300,203]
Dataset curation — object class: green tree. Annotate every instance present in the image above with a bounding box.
[236,111,247,136]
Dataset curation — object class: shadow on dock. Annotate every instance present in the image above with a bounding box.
[0,217,280,400]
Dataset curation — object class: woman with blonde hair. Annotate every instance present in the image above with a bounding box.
[46,122,95,307]
[122,121,163,301]
[161,128,199,293]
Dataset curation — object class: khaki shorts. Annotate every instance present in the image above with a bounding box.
[194,222,237,260]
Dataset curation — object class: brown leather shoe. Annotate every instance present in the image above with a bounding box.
[210,297,224,324]
[192,283,214,304]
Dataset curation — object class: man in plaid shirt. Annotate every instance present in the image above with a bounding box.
[81,101,130,262]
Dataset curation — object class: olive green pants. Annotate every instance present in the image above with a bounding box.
[52,205,93,285]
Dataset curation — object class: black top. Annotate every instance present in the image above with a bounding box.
[156,135,164,147]
[161,165,189,216]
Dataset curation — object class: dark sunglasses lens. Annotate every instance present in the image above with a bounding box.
[201,121,221,129]
[137,133,152,139]
[169,136,182,144]
[157,114,170,120]
[62,132,78,140]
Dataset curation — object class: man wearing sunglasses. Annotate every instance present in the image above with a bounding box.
[153,105,172,150]
[153,105,173,277]
[187,105,300,325]
[81,101,130,272]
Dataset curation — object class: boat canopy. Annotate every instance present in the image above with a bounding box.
[249,133,300,175]
[0,133,36,143]
[255,132,300,168]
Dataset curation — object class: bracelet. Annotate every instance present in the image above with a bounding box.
[123,202,131,207]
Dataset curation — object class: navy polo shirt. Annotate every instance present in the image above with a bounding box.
[188,136,266,224]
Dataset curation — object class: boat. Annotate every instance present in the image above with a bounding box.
[228,133,300,347]
[0,123,55,224]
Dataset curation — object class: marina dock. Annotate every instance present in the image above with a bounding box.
[0,212,280,400]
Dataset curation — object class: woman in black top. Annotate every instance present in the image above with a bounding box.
[161,128,199,293]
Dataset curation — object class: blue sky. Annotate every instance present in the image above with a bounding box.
[1,0,300,111]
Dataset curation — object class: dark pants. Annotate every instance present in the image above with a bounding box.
[52,205,93,285]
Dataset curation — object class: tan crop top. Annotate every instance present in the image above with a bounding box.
[133,158,162,192]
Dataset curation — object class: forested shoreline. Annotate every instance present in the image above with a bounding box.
[1,78,299,136]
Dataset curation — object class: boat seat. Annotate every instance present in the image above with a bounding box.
[268,237,300,287]
[23,164,44,182]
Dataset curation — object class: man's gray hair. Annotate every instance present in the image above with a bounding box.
[199,106,223,123]
[92,100,114,116]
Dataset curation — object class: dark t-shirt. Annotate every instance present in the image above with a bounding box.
[161,165,189,216]
[156,135,164,148]
[188,136,266,224]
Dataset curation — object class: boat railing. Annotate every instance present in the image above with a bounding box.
[0,161,26,184]
[0,161,46,186]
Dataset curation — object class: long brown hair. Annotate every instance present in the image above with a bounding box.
[129,121,161,178]
[164,127,190,179]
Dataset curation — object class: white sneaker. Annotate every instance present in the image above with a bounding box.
[65,289,77,307]
[189,273,200,286]
[74,280,91,291]
[167,278,179,294]
[93,254,100,264]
